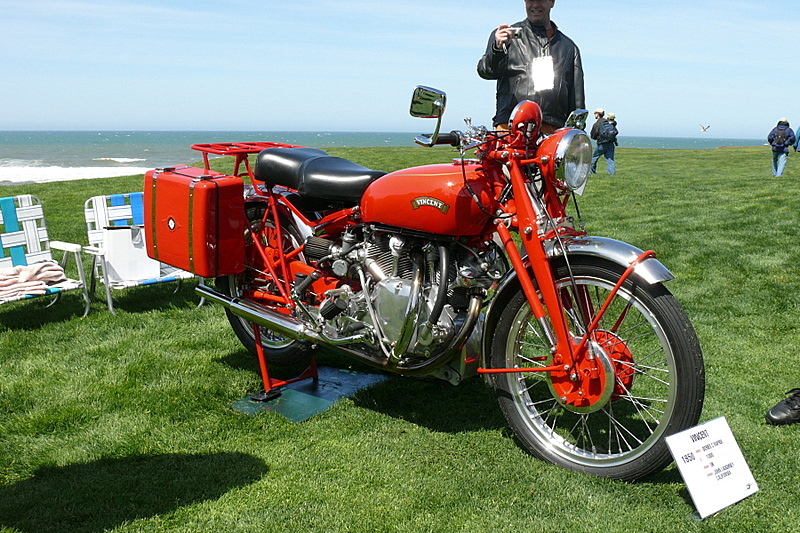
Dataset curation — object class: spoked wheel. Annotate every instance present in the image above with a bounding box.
[490,258,704,481]
[216,203,310,366]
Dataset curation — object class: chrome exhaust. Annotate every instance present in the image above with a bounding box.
[196,284,384,366]
[196,284,321,343]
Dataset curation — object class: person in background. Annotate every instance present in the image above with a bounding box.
[607,112,618,136]
[767,118,795,177]
[766,388,800,425]
[477,0,585,134]
[590,108,605,141]
[606,111,619,164]
[590,109,618,174]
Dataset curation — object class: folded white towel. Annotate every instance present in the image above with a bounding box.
[0,261,68,298]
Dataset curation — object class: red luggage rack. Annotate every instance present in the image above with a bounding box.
[192,141,318,402]
[191,141,304,179]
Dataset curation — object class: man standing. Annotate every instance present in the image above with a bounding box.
[477,0,585,134]
[768,118,796,177]
[590,108,605,143]
[590,109,618,174]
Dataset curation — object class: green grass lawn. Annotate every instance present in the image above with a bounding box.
[1,144,799,532]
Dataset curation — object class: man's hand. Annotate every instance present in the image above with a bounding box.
[494,24,516,50]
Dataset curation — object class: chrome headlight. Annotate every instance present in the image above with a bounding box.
[555,129,592,191]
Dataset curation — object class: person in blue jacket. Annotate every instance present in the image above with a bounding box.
[767,118,796,177]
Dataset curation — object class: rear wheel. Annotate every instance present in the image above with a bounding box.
[216,203,310,366]
[490,258,704,480]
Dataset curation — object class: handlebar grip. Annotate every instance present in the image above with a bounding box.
[434,131,461,146]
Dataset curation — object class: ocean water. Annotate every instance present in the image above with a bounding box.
[0,131,765,185]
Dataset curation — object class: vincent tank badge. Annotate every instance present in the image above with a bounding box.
[411,196,450,214]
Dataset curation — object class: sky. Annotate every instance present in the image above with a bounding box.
[1,1,798,139]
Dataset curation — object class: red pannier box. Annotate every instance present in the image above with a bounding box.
[143,166,245,278]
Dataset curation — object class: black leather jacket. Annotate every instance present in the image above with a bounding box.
[477,20,585,128]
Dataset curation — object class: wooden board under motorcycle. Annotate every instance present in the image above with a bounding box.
[150,87,704,481]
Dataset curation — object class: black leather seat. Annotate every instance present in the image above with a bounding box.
[254,147,385,203]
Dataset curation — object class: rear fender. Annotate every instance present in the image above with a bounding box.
[244,187,315,241]
[480,236,674,366]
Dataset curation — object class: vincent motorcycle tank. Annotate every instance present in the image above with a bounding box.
[360,162,496,236]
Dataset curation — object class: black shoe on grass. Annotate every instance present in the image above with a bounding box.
[766,388,800,425]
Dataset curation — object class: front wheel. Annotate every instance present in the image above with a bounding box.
[490,258,704,481]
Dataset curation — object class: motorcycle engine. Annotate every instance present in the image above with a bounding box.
[304,228,506,361]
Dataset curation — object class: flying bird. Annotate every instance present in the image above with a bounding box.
[700,124,711,132]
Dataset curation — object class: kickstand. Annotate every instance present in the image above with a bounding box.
[250,322,318,402]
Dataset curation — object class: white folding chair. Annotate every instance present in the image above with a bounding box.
[83,192,198,314]
[0,194,90,315]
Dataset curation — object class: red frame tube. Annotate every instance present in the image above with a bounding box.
[505,157,575,365]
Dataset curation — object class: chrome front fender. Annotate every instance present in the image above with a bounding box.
[480,235,675,368]
[545,236,674,284]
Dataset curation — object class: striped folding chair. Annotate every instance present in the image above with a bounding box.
[0,194,90,315]
[83,192,198,314]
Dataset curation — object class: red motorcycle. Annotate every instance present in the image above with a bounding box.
[144,86,704,481]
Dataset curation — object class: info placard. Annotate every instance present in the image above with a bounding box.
[666,416,758,518]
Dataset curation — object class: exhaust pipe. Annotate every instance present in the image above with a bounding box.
[196,284,383,366]
[196,284,322,343]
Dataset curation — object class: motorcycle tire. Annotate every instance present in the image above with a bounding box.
[490,257,704,481]
[216,203,310,366]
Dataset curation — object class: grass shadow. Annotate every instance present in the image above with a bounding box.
[93,281,203,314]
[0,293,89,331]
[215,345,386,383]
[634,464,685,485]
[0,452,268,533]
[217,347,260,374]
[351,374,507,433]
[1,282,203,332]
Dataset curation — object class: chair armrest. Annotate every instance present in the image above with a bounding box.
[82,245,105,256]
[50,240,82,254]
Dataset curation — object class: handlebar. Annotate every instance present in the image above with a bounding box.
[435,131,461,146]
[417,131,461,147]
